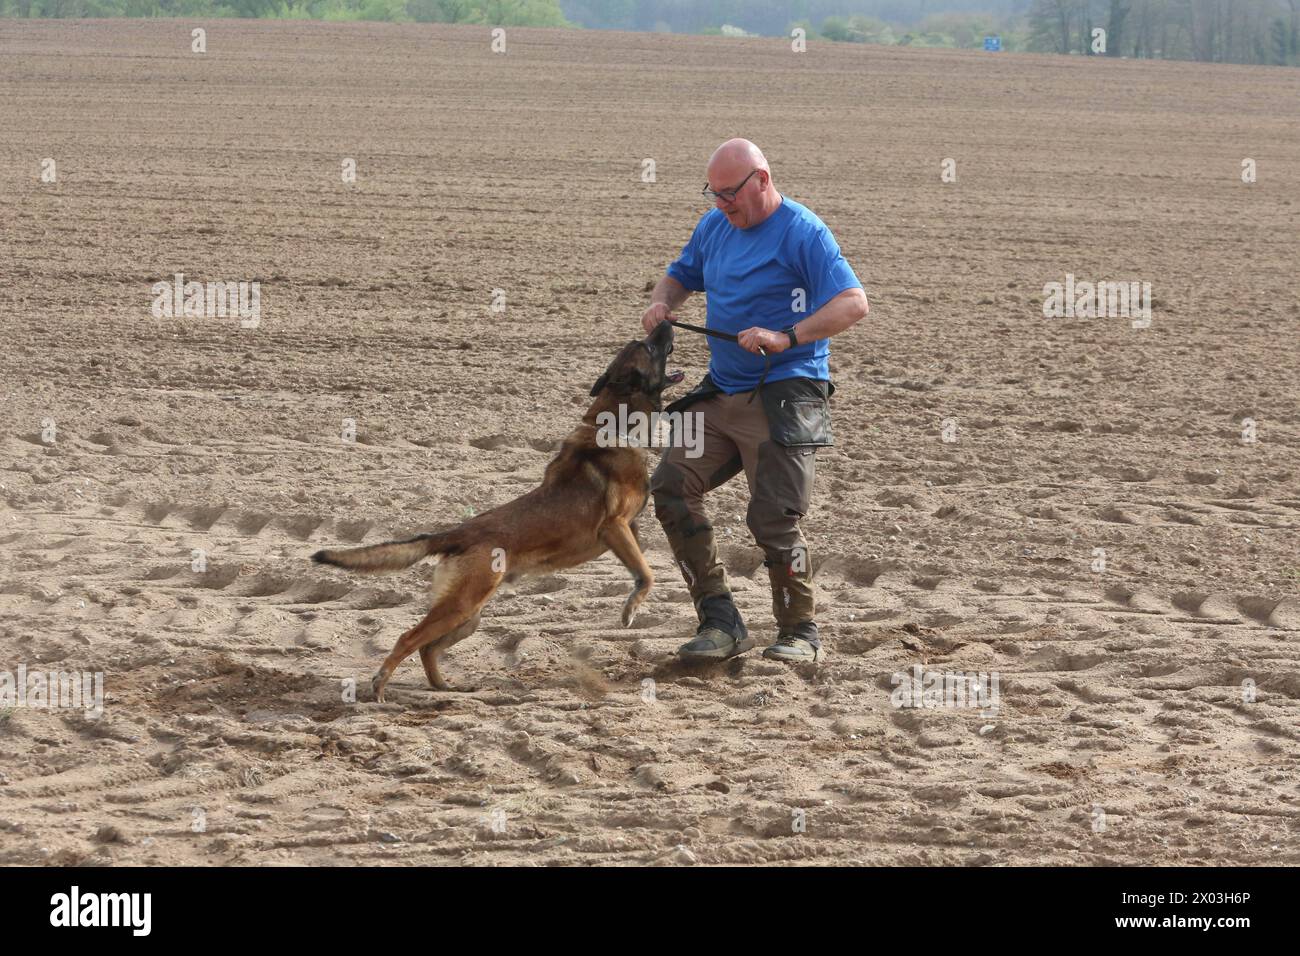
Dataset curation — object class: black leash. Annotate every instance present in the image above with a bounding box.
[666,318,769,403]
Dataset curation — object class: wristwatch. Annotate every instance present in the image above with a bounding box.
[781,325,799,350]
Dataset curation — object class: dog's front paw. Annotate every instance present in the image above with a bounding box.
[621,598,638,628]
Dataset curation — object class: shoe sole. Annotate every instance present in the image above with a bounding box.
[679,637,756,660]
[762,647,824,663]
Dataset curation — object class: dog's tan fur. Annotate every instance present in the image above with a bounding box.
[312,322,678,702]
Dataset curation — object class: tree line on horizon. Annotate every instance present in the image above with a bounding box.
[3,0,1296,67]
[1027,0,1298,64]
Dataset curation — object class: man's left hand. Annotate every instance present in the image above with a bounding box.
[737,327,788,355]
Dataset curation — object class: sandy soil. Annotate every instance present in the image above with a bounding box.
[1,19,1298,866]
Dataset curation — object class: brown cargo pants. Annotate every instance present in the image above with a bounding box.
[650,379,822,644]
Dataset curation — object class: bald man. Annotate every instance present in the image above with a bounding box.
[643,139,869,664]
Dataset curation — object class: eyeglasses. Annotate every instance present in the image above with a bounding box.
[702,168,761,203]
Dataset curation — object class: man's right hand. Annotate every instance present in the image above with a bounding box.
[642,302,674,334]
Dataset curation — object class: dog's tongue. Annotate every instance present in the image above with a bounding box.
[666,369,685,384]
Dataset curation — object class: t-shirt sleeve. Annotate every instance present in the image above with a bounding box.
[666,217,708,292]
[796,220,862,314]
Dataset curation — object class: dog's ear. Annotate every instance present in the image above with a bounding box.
[589,372,610,397]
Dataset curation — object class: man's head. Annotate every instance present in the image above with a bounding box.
[704,138,781,229]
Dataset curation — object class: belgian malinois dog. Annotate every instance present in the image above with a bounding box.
[313,321,682,702]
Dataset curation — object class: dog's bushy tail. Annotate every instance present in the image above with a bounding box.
[312,531,464,573]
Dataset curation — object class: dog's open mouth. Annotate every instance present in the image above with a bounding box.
[666,369,685,385]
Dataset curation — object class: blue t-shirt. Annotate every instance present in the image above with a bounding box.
[666,195,862,393]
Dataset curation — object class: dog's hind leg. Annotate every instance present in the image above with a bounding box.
[601,518,654,627]
[371,559,497,702]
[418,611,481,691]
[373,603,485,702]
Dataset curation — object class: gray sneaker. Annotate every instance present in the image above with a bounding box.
[678,594,753,660]
[762,636,824,663]
[678,626,756,660]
